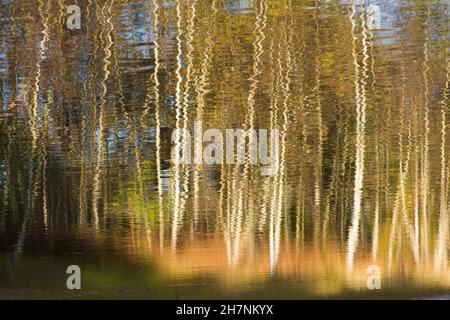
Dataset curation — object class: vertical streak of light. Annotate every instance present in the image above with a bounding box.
[39,0,50,231]
[312,0,323,245]
[347,1,368,273]
[171,0,187,251]
[260,35,276,238]
[269,17,288,274]
[213,0,227,247]
[92,0,113,230]
[41,90,52,233]
[372,139,380,262]
[79,0,94,228]
[420,8,431,265]
[296,22,307,249]
[269,33,281,274]
[244,0,267,263]
[389,69,416,273]
[244,0,267,127]
[271,21,292,274]
[183,0,198,229]
[151,0,165,253]
[435,57,449,271]
[413,97,420,263]
[403,113,418,262]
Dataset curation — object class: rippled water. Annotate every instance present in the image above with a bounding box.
[0,0,448,299]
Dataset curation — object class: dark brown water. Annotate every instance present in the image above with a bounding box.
[0,0,448,299]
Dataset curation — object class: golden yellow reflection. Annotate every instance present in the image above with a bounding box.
[0,0,448,299]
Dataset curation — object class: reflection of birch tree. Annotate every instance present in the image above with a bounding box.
[347,1,369,273]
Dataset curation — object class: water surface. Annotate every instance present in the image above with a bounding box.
[0,0,449,299]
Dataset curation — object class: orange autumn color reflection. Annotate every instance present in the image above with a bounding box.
[0,0,448,299]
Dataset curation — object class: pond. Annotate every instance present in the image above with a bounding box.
[0,0,448,299]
